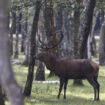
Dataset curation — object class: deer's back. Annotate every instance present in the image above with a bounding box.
[55,58,98,79]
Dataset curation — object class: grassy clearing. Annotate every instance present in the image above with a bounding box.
[6,63,105,105]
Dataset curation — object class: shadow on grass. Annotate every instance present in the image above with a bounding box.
[25,95,105,105]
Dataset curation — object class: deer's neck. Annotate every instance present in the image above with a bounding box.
[45,55,57,71]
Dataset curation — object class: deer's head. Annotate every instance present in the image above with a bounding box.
[35,31,64,61]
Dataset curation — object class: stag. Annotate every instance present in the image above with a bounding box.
[35,32,100,101]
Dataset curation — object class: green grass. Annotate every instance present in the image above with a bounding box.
[6,64,105,105]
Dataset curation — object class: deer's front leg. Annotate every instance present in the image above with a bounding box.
[58,78,64,99]
[64,79,68,99]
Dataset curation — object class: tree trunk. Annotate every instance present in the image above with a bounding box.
[12,11,16,34]
[55,3,64,57]
[21,30,25,53]
[9,25,13,56]
[73,1,81,58]
[99,22,105,66]
[78,0,96,59]
[88,8,97,59]
[0,86,5,105]
[21,11,26,53]
[43,0,55,77]
[0,1,24,105]
[10,11,16,56]
[24,14,30,65]
[19,12,22,34]
[14,12,19,59]
[35,5,45,81]
[62,9,71,57]
[74,0,96,85]
[48,1,57,77]
[24,0,42,96]
[35,61,45,81]
[72,0,84,86]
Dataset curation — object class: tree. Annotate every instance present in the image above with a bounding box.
[73,0,81,58]
[43,0,57,77]
[21,12,25,53]
[0,86,5,105]
[73,0,96,85]
[35,5,45,81]
[78,0,96,59]
[87,8,97,59]
[73,0,83,86]
[23,8,30,65]
[99,22,105,65]
[35,61,45,80]
[24,0,42,96]
[14,11,19,59]
[9,23,14,56]
[0,0,24,105]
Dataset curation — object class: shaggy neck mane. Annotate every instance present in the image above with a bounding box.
[45,54,58,71]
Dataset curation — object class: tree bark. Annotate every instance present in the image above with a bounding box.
[14,11,19,59]
[35,5,45,81]
[21,11,26,53]
[73,0,84,86]
[24,12,30,65]
[43,0,56,77]
[73,0,96,85]
[24,0,42,96]
[99,22,105,66]
[55,3,63,57]
[35,61,45,81]
[78,0,96,59]
[21,28,25,53]
[73,0,81,58]
[0,86,5,105]
[87,8,97,59]
[9,23,13,56]
[0,0,24,105]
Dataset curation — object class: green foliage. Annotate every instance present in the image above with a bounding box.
[5,63,105,105]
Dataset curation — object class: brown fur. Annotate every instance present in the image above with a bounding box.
[35,53,100,101]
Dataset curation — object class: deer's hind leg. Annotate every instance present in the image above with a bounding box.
[94,77,100,101]
[87,77,97,101]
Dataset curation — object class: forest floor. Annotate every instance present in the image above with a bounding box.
[5,59,105,105]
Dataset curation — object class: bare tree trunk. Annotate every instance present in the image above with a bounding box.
[12,11,16,34]
[43,0,55,77]
[24,34,30,65]
[9,26,13,56]
[14,12,19,59]
[0,86,5,105]
[9,11,16,56]
[78,0,96,59]
[35,61,45,81]
[55,3,64,57]
[88,8,97,59]
[62,9,72,57]
[0,0,24,105]
[74,0,96,85]
[24,12,30,65]
[48,0,57,77]
[73,1,81,58]
[35,6,45,81]
[24,0,42,96]
[72,0,83,86]
[99,22,105,66]
[21,31,25,53]
[21,11,26,53]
